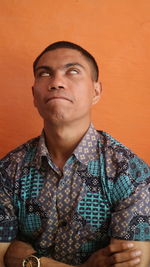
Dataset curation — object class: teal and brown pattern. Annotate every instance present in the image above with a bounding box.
[0,124,150,265]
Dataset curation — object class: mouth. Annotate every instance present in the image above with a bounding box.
[46,96,72,103]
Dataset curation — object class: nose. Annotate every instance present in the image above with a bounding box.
[48,72,65,91]
[48,85,64,91]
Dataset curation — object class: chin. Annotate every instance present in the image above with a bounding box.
[45,113,69,125]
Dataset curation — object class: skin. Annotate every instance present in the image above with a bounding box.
[32,48,101,168]
[2,48,150,266]
[3,240,144,267]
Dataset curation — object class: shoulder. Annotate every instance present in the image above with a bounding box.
[97,130,150,197]
[98,130,149,171]
[0,136,40,168]
[98,130,134,155]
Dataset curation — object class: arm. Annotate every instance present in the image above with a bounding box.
[0,243,11,267]
[4,240,143,267]
[41,258,76,266]
[4,240,35,267]
[108,154,150,266]
[81,241,143,267]
[111,239,150,267]
[4,240,74,267]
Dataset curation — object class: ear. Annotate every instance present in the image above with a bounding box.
[92,81,102,105]
[32,86,37,107]
[32,86,34,96]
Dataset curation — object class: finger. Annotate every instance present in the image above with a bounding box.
[110,249,142,264]
[112,257,141,266]
[104,242,134,255]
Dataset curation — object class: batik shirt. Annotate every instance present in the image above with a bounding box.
[0,124,150,265]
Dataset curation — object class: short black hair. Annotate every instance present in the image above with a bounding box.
[33,41,99,81]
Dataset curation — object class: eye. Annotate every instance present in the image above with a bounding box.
[35,71,51,78]
[39,72,50,77]
[68,68,79,75]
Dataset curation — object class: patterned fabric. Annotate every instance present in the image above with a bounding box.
[0,124,150,265]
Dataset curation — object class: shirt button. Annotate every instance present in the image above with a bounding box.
[60,220,67,227]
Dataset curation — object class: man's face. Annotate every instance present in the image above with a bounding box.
[32,48,101,126]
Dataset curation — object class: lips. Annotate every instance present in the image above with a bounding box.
[45,96,72,103]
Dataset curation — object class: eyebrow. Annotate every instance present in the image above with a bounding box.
[34,65,51,73]
[34,62,86,73]
[64,62,86,70]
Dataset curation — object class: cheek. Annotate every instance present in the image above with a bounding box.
[77,84,94,100]
[33,82,47,98]
[33,89,44,108]
[34,78,49,90]
[75,92,93,110]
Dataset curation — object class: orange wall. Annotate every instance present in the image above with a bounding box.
[0,0,150,164]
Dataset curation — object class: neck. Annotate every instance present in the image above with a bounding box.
[44,120,91,169]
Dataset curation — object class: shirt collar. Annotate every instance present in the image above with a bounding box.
[33,124,100,169]
[33,131,50,169]
[73,123,100,165]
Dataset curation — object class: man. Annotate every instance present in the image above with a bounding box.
[0,41,150,267]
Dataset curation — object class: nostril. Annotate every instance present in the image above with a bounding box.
[48,85,64,91]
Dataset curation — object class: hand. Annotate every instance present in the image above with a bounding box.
[4,241,73,267]
[4,240,36,267]
[81,242,141,267]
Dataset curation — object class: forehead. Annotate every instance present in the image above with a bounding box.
[36,48,91,69]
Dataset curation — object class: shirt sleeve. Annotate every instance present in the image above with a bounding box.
[0,155,18,242]
[110,154,150,241]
